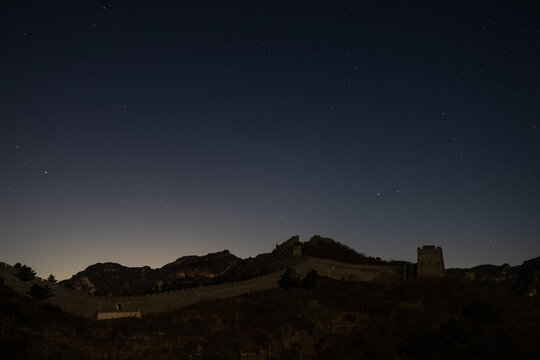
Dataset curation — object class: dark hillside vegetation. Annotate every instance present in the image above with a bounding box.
[301,235,398,264]
[1,276,539,359]
[447,255,540,295]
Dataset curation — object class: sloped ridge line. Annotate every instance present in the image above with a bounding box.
[0,257,406,317]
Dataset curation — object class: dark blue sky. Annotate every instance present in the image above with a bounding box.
[1,1,539,280]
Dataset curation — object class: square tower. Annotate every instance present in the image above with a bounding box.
[417,245,445,278]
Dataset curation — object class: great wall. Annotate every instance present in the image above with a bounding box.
[0,246,444,319]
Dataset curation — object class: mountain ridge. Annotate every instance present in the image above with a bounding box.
[59,236,391,295]
[57,236,540,298]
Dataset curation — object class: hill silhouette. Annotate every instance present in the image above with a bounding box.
[60,236,396,295]
[60,250,240,296]
[301,235,400,264]
[58,237,540,299]
[3,237,540,358]
[447,255,540,296]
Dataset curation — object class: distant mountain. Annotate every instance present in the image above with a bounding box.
[60,262,155,296]
[515,256,540,296]
[60,250,240,296]
[447,256,540,296]
[60,236,401,296]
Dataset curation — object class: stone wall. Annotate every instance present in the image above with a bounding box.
[297,258,406,282]
[0,257,407,318]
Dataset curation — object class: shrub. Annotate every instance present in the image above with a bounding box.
[278,267,300,289]
[15,264,36,281]
[302,269,319,290]
[462,300,501,326]
[28,284,53,300]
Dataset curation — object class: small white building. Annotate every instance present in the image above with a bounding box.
[97,310,143,320]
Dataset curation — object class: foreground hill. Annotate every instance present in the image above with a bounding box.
[60,236,390,295]
[1,275,539,359]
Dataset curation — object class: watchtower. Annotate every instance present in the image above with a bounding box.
[417,245,445,278]
[274,236,302,257]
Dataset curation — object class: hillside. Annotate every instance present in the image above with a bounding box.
[60,250,240,296]
[301,235,401,264]
[447,255,540,296]
[60,236,388,296]
[1,275,539,359]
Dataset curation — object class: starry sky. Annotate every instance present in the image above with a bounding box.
[1,1,539,280]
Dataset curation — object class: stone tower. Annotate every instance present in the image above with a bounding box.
[417,245,445,278]
[273,236,302,257]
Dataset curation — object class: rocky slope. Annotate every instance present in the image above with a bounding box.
[60,250,240,295]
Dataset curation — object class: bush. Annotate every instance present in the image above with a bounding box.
[302,269,319,290]
[462,300,501,326]
[278,267,300,289]
[15,264,36,281]
[28,284,52,300]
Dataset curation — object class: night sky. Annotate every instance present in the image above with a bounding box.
[2,1,539,280]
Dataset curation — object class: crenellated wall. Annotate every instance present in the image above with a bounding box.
[297,258,406,282]
[0,257,407,318]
